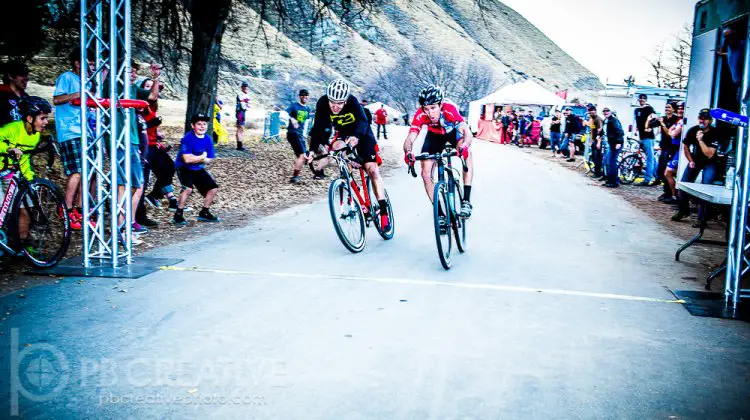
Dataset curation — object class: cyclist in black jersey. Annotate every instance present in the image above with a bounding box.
[309,79,391,231]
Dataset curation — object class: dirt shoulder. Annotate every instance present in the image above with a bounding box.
[0,124,405,297]
[514,142,727,282]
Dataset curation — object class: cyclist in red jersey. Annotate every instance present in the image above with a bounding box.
[403,85,474,218]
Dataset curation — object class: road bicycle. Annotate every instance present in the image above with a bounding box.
[409,145,467,269]
[0,148,71,267]
[618,139,662,184]
[325,144,394,253]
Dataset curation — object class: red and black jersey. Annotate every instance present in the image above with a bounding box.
[410,101,465,136]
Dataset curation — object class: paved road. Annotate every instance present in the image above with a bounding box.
[2,128,749,418]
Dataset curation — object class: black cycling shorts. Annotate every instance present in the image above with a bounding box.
[422,130,460,155]
[177,168,218,196]
[287,131,307,157]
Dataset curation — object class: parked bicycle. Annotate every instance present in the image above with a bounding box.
[0,148,71,267]
[325,143,394,253]
[618,139,661,184]
[409,145,467,269]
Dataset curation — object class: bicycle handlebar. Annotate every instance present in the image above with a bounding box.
[413,149,458,161]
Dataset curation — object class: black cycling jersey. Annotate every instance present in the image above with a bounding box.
[309,94,374,147]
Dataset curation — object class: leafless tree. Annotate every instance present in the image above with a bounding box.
[664,23,692,89]
[646,43,667,88]
[644,23,692,90]
[368,50,497,115]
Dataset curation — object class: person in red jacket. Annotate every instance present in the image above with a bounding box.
[375,104,388,140]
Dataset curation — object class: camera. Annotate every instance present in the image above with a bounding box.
[648,117,662,128]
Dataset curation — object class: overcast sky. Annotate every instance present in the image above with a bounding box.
[501,0,695,86]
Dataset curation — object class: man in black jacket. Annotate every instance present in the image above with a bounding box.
[561,107,579,162]
[601,107,624,187]
[362,99,373,125]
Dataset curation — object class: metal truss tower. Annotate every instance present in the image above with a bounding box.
[79,0,133,268]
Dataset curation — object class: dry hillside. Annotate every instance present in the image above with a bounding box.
[30,0,603,109]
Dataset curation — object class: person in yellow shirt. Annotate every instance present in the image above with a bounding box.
[0,97,51,242]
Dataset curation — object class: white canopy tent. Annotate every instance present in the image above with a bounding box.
[365,102,403,121]
[468,80,565,132]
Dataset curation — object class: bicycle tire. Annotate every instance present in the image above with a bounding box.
[10,179,71,268]
[367,178,394,240]
[451,174,467,253]
[328,178,366,253]
[618,154,643,185]
[433,181,452,270]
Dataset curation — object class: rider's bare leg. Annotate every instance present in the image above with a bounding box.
[421,160,436,202]
[365,162,385,200]
[463,153,474,189]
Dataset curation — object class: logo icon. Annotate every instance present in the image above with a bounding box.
[10,329,70,416]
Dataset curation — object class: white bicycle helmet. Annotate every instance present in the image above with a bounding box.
[326,79,351,102]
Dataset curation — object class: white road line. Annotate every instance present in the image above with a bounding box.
[160,265,685,304]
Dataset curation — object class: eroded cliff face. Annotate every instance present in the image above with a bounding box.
[134,0,602,107]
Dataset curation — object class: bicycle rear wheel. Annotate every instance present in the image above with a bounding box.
[11,179,71,267]
[433,181,452,269]
[618,154,643,185]
[367,178,394,240]
[328,178,366,253]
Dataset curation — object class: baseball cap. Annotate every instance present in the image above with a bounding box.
[563,107,572,111]
[586,103,596,111]
[698,108,712,119]
[241,81,249,87]
[602,107,611,112]
[191,113,210,124]
[299,89,309,96]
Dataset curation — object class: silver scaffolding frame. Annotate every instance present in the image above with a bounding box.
[724,25,750,310]
[80,0,133,268]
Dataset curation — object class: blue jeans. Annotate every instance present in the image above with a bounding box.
[550,132,561,151]
[607,143,621,184]
[641,138,656,182]
[602,141,611,176]
[677,163,719,220]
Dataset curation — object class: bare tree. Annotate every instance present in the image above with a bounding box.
[133,0,379,132]
[452,60,496,112]
[369,50,497,115]
[644,23,692,90]
[646,43,667,87]
[664,23,692,89]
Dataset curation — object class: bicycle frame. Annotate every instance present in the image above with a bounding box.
[332,149,374,218]
[0,172,29,255]
[417,148,461,218]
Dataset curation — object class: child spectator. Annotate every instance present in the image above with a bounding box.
[173,113,220,225]
[0,97,52,243]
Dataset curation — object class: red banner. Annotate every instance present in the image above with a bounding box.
[555,90,568,100]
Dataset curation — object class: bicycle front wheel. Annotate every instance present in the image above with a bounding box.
[451,175,467,253]
[12,179,71,268]
[433,181,452,270]
[328,178,366,253]
[618,154,642,185]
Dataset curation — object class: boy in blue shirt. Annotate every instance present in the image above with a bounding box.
[173,113,220,225]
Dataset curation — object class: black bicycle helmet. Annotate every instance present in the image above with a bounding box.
[418,85,443,106]
[20,96,52,118]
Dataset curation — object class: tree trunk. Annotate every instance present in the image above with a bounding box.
[184,0,231,134]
